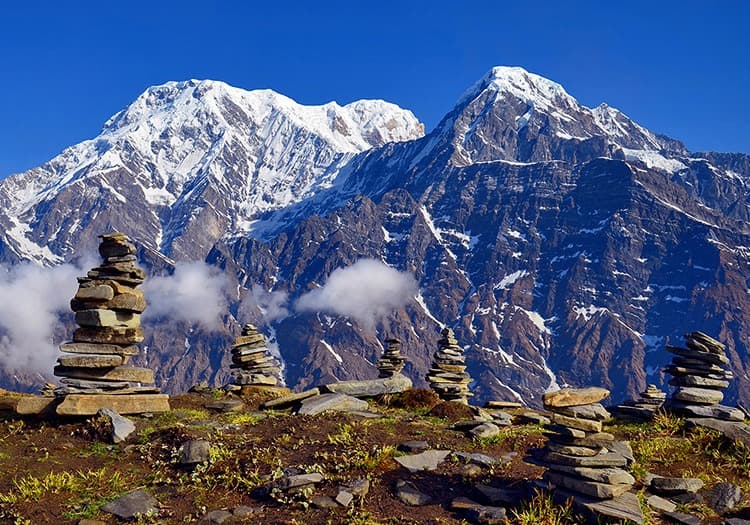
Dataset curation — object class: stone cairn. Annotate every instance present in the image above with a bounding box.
[230,324,283,388]
[538,387,638,516]
[53,232,169,415]
[426,328,472,404]
[664,331,744,421]
[378,338,406,378]
[612,384,667,421]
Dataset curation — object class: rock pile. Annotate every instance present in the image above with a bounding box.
[612,384,666,421]
[378,338,406,378]
[664,332,744,422]
[426,328,472,404]
[230,324,283,388]
[53,233,169,415]
[537,387,642,524]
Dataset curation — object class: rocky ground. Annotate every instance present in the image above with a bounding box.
[0,388,749,524]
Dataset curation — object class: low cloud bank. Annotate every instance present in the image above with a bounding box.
[238,285,289,325]
[295,259,418,328]
[142,261,231,331]
[0,262,81,373]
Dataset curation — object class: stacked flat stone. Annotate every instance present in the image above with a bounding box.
[664,331,744,421]
[612,384,666,421]
[54,233,156,395]
[378,338,406,378]
[230,324,282,387]
[539,388,636,503]
[426,328,472,404]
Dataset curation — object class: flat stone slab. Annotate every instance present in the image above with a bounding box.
[543,451,628,467]
[485,400,523,409]
[0,394,59,416]
[322,373,412,397]
[674,387,724,405]
[75,309,141,328]
[57,354,123,368]
[297,393,369,415]
[651,476,704,494]
[544,471,631,499]
[550,412,603,432]
[580,491,644,525]
[59,342,139,356]
[204,399,244,412]
[394,449,451,472]
[555,403,611,421]
[394,480,432,506]
[101,489,158,520]
[548,464,635,484]
[56,394,170,416]
[54,365,155,383]
[543,387,610,408]
[452,451,501,467]
[646,494,677,513]
[669,403,746,422]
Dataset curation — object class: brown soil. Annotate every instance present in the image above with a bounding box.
[0,392,748,524]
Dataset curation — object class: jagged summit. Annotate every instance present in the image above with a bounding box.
[457,66,573,109]
[0,79,424,264]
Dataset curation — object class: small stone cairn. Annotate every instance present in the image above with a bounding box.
[664,331,744,421]
[53,232,168,415]
[612,384,666,421]
[378,338,406,378]
[427,328,472,404]
[537,387,640,522]
[230,324,283,388]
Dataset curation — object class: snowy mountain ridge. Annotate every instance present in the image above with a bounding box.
[0,79,424,263]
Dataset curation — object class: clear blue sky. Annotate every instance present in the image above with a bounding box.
[1,1,748,177]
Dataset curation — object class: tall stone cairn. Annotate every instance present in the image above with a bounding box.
[426,328,472,404]
[53,232,169,415]
[538,387,639,520]
[664,331,744,421]
[230,324,283,387]
[378,338,406,378]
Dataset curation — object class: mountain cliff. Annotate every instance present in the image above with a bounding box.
[2,68,749,407]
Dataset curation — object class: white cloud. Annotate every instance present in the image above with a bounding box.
[238,285,289,325]
[142,261,231,331]
[0,262,80,374]
[295,259,418,329]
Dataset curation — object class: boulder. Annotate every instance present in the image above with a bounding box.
[394,449,451,472]
[101,489,158,520]
[296,393,369,415]
[322,373,412,397]
[56,393,170,416]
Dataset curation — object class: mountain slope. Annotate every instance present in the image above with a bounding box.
[0,79,424,264]
[1,67,749,408]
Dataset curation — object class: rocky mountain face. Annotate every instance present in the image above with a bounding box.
[2,67,749,408]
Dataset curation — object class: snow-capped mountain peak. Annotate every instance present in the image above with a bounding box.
[0,80,424,264]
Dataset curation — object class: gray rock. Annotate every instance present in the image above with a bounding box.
[297,393,369,415]
[98,408,135,443]
[341,478,370,498]
[311,496,339,509]
[543,471,631,498]
[547,465,635,485]
[519,411,551,425]
[474,484,525,505]
[469,422,501,439]
[663,511,703,525]
[101,489,158,520]
[335,490,354,507]
[394,480,432,506]
[394,449,451,472]
[322,373,412,397]
[646,494,677,513]
[261,388,320,409]
[232,506,255,518]
[201,510,232,524]
[724,519,750,525]
[465,505,507,525]
[555,402,611,421]
[180,439,211,465]
[276,472,324,489]
[452,451,501,467]
[670,403,745,421]
[543,451,628,467]
[398,440,429,453]
[674,387,724,405]
[576,490,644,525]
[650,476,704,494]
[707,482,742,514]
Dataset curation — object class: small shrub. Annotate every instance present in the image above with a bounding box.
[378,389,440,410]
[427,401,475,422]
